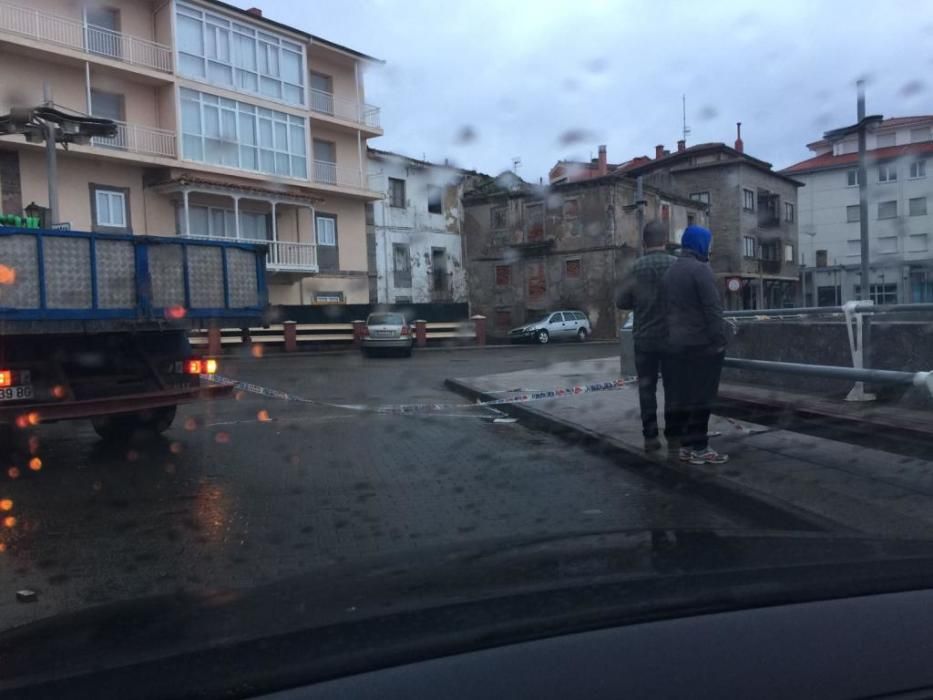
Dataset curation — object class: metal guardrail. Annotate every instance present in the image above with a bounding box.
[309,89,381,129]
[724,303,933,319]
[723,357,932,392]
[91,120,176,158]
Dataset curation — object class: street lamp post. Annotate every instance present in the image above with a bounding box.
[857,80,871,301]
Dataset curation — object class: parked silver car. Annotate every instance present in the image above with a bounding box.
[361,313,414,357]
[509,310,592,344]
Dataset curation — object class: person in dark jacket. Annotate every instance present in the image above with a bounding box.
[663,225,729,465]
[616,221,677,452]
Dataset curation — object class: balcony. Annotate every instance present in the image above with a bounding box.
[0,2,172,74]
[312,160,371,190]
[91,121,176,159]
[266,240,318,273]
[309,89,381,130]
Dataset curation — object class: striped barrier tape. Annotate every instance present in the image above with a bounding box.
[203,374,635,416]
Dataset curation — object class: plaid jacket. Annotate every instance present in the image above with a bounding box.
[615,251,677,352]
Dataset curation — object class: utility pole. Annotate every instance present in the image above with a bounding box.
[42,82,60,225]
[857,80,870,300]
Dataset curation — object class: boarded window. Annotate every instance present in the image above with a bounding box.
[431,248,447,292]
[388,178,406,208]
[527,262,546,299]
[816,250,828,268]
[393,243,411,287]
[525,204,544,242]
[909,197,927,216]
[565,259,581,279]
[495,264,511,287]
[491,206,508,229]
[878,200,897,219]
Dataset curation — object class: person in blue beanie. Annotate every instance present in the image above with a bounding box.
[662,225,729,464]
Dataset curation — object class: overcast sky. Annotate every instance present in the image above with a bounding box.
[258,0,931,180]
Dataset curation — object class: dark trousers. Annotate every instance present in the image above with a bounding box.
[666,348,724,450]
[634,348,675,440]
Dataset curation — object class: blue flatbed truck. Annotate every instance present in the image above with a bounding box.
[0,227,266,440]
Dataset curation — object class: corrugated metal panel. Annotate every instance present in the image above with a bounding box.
[226,248,258,308]
[148,244,185,308]
[44,236,92,309]
[95,240,137,309]
[0,234,40,308]
[187,245,225,308]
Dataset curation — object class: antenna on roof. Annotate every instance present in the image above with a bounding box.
[512,156,521,173]
[682,94,691,142]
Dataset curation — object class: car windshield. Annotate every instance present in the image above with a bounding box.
[3,1,933,695]
[368,314,405,325]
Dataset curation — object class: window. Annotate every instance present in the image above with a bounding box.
[175,3,305,107]
[910,160,927,178]
[309,72,334,114]
[565,259,581,279]
[86,7,120,58]
[816,249,828,268]
[878,163,897,182]
[911,127,931,144]
[876,132,896,148]
[878,236,898,254]
[91,185,129,232]
[743,235,757,258]
[312,140,337,184]
[687,214,696,226]
[495,308,512,330]
[846,169,862,187]
[563,198,579,219]
[431,248,447,292]
[525,203,544,241]
[495,264,511,287]
[389,178,406,208]
[909,197,927,217]
[491,206,508,229]
[817,285,841,306]
[660,204,670,221]
[784,202,795,223]
[392,244,411,287]
[743,189,755,211]
[908,234,929,253]
[689,192,710,206]
[427,186,442,214]
[90,89,124,122]
[549,313,564,323]
[784,244,794,262]
[846,205,861,223]
[181,204,264,239]
[878,200,898,219]
[847,239,862,256]
[527,261,546,299]
[180,88,307,178]
[315,292,344,304]
[315,214,338,272]
[855,284,898,305]
[760,241,780,261]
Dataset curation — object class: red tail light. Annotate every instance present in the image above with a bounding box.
[184,358,218,375]
[0,370,10,388]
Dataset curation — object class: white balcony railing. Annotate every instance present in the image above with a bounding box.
[309,89,381,129]
[0,2,172,73]
[182,234,318,273]
[266,240,318,272]
[313,160,372,190]
[91,121,176,158]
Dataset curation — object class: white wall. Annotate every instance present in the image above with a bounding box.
[367,154,467,303]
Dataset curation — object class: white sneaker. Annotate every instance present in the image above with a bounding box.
[678,447,692,462]
[689,449,729,465]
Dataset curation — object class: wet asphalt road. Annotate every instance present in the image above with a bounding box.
[0,344,770,631]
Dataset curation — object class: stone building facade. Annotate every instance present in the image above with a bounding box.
[462,172,708,339]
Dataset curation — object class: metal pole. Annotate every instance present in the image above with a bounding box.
[44,122,60,226]
[635,175,644,254]
[723,356,931,390]
[857,80,870,300]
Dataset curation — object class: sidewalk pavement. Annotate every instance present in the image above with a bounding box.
[446,356,933,539]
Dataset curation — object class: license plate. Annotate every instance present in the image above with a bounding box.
[374,330,396,337]
[0,385,33,402]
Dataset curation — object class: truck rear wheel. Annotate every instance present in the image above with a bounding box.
[92,406,177,441]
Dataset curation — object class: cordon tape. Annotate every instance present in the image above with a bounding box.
[203,374,637,416]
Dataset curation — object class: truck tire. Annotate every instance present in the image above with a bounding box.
[92,406,177,441]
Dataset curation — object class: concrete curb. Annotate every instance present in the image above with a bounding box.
[444,377,842,534]
[221,340,619,362]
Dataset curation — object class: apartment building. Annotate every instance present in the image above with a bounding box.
[462,171,708,339]
[782,116,933,305]
[623,130,803,310]
[366,148,477,304]
[0,0,383,305]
